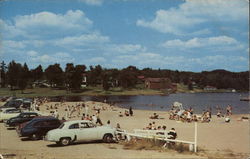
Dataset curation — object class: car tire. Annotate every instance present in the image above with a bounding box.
[103,134,113,143]
[31,134,40,140]
[60,137,71,146]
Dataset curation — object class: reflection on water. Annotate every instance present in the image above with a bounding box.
[48,93,249,114]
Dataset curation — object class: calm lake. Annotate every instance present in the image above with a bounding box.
[49,92,249,114]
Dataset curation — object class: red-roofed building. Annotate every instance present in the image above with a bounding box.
[145,78,172,89]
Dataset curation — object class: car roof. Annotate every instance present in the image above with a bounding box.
[30,116,57,121]
[63,120,92,125]
[20,112,38,115]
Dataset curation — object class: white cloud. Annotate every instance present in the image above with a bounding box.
[161,36,238,48]
[27,50,38,56]
[137,0,248,34]
[2,40,26,49]
[54,32,110,47]
[31,52,74,64]
[2,10,92,39]
[78,0,103,6]
[106,44,146,54]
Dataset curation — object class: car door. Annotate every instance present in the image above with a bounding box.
[77,122,99,142]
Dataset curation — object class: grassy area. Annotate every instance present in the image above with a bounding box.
[0,84,242,98]
[0,86,164,97]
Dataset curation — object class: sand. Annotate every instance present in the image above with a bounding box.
[0,101,249,159]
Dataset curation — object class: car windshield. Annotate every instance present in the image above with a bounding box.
[59,123,65,129]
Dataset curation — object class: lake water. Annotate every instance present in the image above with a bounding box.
[49,92,249,114]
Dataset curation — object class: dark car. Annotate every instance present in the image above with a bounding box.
[1,98,33,109]
[5,112,39,128]
[17,116,62,140]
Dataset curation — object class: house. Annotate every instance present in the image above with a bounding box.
[145,78,172,90]
[137,75,145,84]
[203,86,217,91]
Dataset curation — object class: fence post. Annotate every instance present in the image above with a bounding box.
[194,122,197,152]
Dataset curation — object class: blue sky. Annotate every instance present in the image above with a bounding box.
[0,0,249,72]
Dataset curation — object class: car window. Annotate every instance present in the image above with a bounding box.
[34,121,44,127]
[80,122,90,128]
[87,123,95,128]
[59,124,65,129]
[6,109,20,113]
[69,123,79,129]
[48,120,60,126]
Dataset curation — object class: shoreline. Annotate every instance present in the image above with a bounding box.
[0,87,248,98]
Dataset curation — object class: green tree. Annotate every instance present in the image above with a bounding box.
[18,63,30,93]
[71,65,86,90]
[31,65,43,81]
[45,64,64,87]
[7,61,23,90]
[0,61,7,87]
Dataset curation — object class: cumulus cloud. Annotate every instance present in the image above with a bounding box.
[111,52,248,71]
[31,52,74,64]
[2,10,92,39]
[54,32,110,47]
[137,0,248,34]
[161,36,238,48]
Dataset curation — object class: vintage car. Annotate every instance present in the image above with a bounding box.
[0,108,22,122]
[45,120,117,146]
[5,112,39,128]
[18,116,62,140]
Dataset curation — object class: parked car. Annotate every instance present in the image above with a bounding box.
[45,120,117,146]
[5,112,39,128]
[17,116,62,140]
[1,98,32,109]
[0,108,22,122]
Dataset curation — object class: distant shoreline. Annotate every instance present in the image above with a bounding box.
[0,87,248,98]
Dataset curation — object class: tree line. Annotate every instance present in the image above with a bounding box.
[0,60,248,92]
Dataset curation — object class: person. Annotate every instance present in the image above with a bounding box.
[217,110,222,118]
[150,113,159,119]
[124,110,129,116]
[152,122,156,130]
[225,116,230,123]
[92,115,97,124]
[106,120,111,127]
[129,106,133,116]
[146,123,152,130]
[118,112,123,117]
[96,111,103,126]
[54,109,59,119]
[168,128,177,140]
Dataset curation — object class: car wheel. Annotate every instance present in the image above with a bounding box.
[31,134,40,140]
[103,134,113,143]
[60,138,71,146]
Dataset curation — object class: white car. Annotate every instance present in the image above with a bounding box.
[45,120,117,146]
[0,108,22,122]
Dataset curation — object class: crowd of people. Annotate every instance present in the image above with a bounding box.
[169,105,233,123]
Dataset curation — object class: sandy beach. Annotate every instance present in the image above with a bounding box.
[0,101,249,159]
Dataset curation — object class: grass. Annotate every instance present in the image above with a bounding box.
[120,139,248,159]
[0,86,164,97]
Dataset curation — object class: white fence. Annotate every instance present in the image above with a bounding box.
[119,122,198,152]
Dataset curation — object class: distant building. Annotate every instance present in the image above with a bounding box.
[81,73,87,88]
[203,86,217,91]
[137,75,145,84]
[145,78,173,90]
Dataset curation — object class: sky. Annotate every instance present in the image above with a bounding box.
[0,0,249,72]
